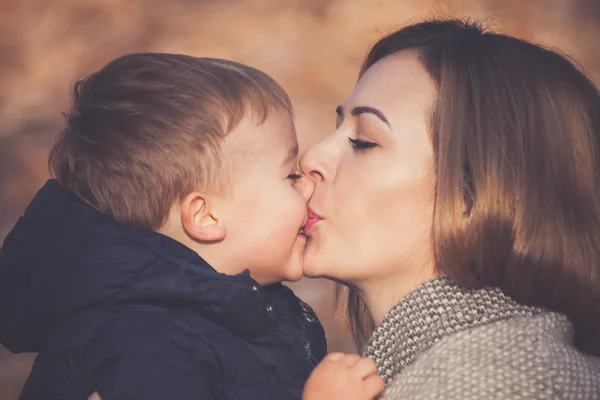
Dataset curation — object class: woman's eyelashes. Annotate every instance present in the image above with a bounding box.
[348,137,378,153]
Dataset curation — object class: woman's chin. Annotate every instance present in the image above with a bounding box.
[301,237,339,278]
[299,254,324,278]
[301,269,321,279]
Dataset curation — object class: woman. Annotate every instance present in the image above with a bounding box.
[300,19,600,398]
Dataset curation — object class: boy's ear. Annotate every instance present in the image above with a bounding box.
[180,192,226,243]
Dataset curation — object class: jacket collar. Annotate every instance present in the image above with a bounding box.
[365,276,544,384]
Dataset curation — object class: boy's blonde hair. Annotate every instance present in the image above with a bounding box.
[49,53,292,231]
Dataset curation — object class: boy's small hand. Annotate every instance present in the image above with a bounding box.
[302,352,385,400]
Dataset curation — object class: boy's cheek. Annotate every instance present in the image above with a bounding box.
[266,202,305,238]
[253,220,305,264]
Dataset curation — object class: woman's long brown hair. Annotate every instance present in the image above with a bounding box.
[344,19,600,356]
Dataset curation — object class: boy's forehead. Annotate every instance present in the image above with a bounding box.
[223,110,298,162]
[283,142,299,164]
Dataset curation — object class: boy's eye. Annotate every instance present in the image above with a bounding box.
[287,172,303,181]
[348,137,378,153]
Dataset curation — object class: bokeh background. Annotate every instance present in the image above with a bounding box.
[1,0,599,398]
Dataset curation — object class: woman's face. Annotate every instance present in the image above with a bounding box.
[300,51,437,286]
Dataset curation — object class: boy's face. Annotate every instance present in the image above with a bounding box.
[217,108,311,284]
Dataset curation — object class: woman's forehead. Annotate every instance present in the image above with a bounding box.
[342,53,435,124]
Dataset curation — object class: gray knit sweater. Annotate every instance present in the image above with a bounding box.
[365,277,600,399]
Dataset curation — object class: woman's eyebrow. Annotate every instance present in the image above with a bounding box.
[336,105,392,129]
[351,106,392,129]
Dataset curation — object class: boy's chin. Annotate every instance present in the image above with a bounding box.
[278,239,307,282]
[280,261,304,282]
[255,258,304,285]
[259,242,307,284]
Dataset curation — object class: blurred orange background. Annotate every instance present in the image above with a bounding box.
[1,0,599,398]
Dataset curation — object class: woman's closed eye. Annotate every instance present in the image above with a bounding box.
[348,137,378,153]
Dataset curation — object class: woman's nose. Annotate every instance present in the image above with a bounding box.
[298,175,315,202]
[299,137,336,184]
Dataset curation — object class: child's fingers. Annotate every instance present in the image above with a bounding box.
[340,353,362,367]
[353,357,378,379]
[324,352,346,362]
[362,374,386,399]
[88,393,101,400]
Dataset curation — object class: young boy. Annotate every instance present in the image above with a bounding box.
[0,53,327,399]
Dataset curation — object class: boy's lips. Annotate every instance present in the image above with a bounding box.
[302,207,322,235]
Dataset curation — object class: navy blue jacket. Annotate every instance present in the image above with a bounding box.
[0,180,326,399]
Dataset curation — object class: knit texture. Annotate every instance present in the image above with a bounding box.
[365,277,600,399]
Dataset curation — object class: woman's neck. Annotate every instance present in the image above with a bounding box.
[358,265,437,326]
